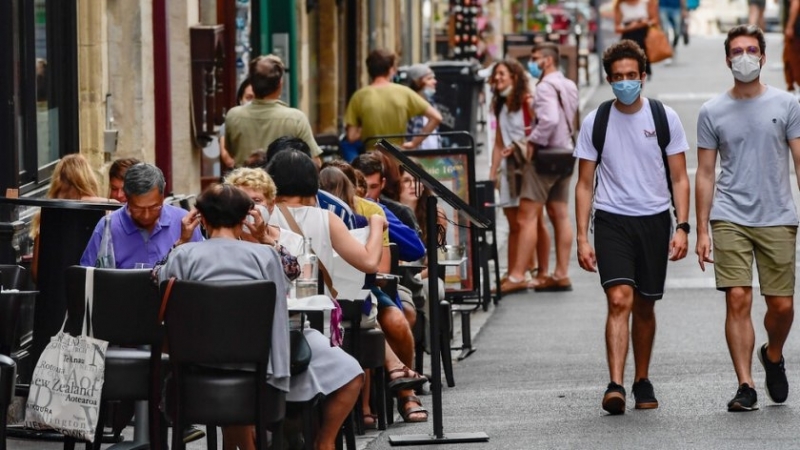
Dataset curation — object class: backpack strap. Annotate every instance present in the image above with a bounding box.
[648,98,677,219]
[591,100,614,166]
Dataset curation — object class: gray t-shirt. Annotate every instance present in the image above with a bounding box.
[697,86,800,227]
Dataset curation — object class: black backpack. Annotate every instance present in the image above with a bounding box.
[591,98,675,218]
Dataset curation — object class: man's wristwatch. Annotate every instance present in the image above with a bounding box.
[676,222,691,234]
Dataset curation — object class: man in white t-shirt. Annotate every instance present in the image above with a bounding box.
[574,40,690,415]
[696,25,800,413]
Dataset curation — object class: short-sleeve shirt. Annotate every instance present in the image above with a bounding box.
[574,98,689,216]
[344,83,430,146]
[354,197,390,246]
[697,86,800,227]
[224,99,322,166]
[79,204,204,268]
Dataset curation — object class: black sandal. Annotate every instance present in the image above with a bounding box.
[387,366,427,392]
[397,395,428,423]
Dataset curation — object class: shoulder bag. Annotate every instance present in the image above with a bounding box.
[278,203,344,358]
[533,83,578,177]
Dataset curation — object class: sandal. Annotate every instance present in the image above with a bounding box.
[388,366,427,392]
[362,413,378,430]
[397,395,428,423]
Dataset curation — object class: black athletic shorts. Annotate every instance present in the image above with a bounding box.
[594,209,672,300]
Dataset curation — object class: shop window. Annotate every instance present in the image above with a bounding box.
[1,0,78,195]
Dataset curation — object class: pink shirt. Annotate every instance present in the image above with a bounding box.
[528,71,579,149]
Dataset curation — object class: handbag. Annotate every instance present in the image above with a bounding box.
[278,203,344,352]
[25,267,108,442]
[289,319,312,376]
[505,101,534,198]
[645,25,673,64]
[534,83,577,177]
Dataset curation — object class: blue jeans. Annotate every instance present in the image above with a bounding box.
[659,7,682,48]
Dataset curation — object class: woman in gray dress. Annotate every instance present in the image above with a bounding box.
[159,183,364,450]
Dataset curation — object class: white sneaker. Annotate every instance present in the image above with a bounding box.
[663,58,674,66]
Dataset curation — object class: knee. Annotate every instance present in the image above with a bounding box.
[379,307,412,335]
[769,298,794,318]
[727,287,752,316]
[606,287,633,315]
[403,306,417,328]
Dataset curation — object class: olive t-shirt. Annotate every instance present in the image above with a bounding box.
[344,83,430,146]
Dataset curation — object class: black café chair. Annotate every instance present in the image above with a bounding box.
[0,354,16,450]
[160,279,285,450]
[63,267,167,450]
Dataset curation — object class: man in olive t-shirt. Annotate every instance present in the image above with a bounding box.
[345,49,442,149]
[224,55,322,168]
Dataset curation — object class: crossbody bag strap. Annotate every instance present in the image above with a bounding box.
[278,203,339,299]
[543,81,575,147]
[158,276,176,323]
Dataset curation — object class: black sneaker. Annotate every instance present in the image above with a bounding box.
[602,382,626,415]
[727,383,759,412]
[632,378,659,409]
[758,342,789,403]
[183,425,206,444]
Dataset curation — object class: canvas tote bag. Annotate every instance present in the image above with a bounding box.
[25,267,108,442]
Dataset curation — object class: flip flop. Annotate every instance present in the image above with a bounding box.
[387,366,427,392]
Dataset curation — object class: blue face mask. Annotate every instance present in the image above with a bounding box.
[527,61,542,78]
[611,80,642,105]
[423,87,436,98]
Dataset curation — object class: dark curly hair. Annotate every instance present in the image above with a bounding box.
[490,59,529,117]
[602,40,647,77]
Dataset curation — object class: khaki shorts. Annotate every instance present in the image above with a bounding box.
[547,174,572,203]
[519,163,561,203]
[711,220,797,296]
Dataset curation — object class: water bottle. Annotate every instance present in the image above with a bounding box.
[295,237,318,298]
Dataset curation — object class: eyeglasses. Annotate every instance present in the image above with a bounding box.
[128,204,163,214]
[730,46,760,57]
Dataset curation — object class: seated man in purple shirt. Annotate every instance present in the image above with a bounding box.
[80,163,203,268]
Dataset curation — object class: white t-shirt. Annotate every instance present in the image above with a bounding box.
[574,98,689,216]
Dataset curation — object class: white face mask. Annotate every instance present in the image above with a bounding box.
[242,204,270,233]
[730,54,762,83]
[499,85,513,97]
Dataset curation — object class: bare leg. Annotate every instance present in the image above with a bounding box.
[379,306,414,366]
[631,293,656,381]
[763,295,794,362]
[726,287,755,386]
[508,199,544,281]
[546,200,573,280]
[748,3,765,30]
[316,375,363,450]
[606,284,634,384]
[536,218,550,278]
[504,207,519,277]
[221,426,255,450]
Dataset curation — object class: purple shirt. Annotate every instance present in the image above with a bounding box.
[79,204,203,269]
[528,71,579,149]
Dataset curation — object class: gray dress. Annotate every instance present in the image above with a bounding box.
[159,238,362,402]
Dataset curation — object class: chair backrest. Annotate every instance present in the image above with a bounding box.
[0,292,23,357]
[160,279,276,365]
[64,266,163,346]
[0,265,29,291]
[474,180,496,224]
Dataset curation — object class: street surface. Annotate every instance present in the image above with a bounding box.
[7,32,799,450]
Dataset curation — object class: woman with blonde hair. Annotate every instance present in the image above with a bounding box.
[30,154,110,281]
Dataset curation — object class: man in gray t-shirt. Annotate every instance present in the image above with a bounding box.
[696,25,800,413]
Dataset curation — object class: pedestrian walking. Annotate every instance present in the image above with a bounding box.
[527,43,579,292]
[224,54,322,168]
[695,24,800,412]
[783,0,800,100]
[574,39,690,415]
[659,0,687,50]
[344,49,442,153]
[614,0,659,76]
